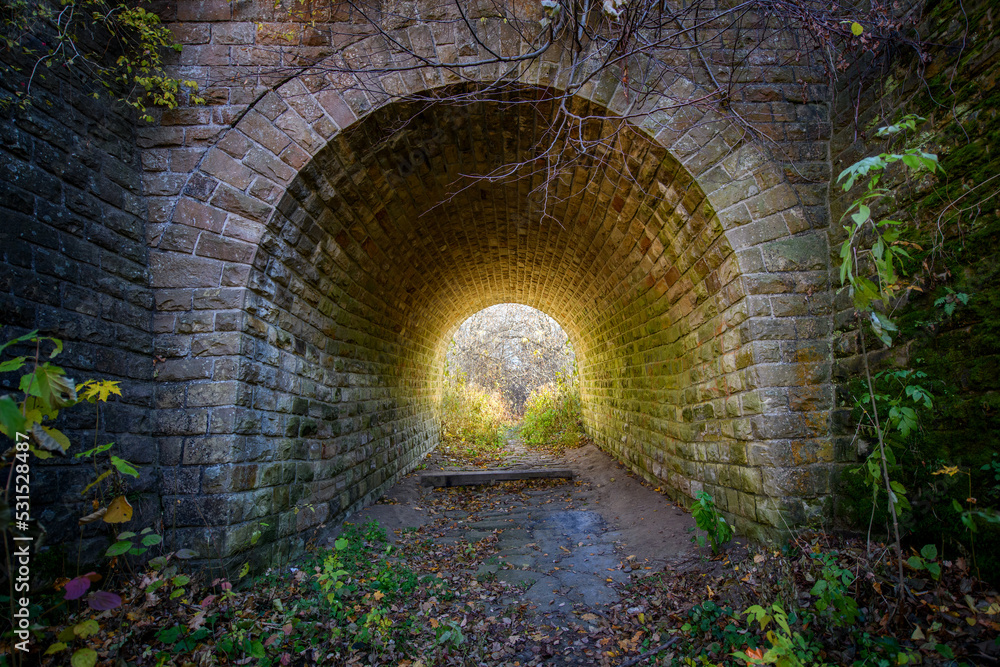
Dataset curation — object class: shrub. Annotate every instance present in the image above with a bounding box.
[439,376,510,462]
[519,375,583,451]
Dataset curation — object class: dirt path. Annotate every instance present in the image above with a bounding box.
[334,440,702,664]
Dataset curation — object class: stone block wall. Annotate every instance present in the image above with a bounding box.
[0,56,157,560]
[2,0,852,564]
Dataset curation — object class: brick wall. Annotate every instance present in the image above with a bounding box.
[1,0,850,564]
[0,54,157,561]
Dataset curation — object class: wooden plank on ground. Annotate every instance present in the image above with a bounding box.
[419,468,574,487]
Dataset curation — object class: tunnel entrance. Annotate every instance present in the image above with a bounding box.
[151,82,833,565]
[447,303,575,417]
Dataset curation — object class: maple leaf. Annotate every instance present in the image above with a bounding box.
[79,379,122,402]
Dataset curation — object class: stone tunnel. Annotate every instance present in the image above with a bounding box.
[0,0,841,565]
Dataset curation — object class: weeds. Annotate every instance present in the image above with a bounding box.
[519,374,583,452]
[438,376,511,465]
[690,491,733,555]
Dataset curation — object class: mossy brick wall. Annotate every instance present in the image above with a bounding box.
[828,0,1000,534]
[2,0,847,565]
[0,52,158,561]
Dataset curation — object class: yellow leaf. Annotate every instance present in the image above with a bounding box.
[80,380,122,403]
[103,496,133,523]
[81,470,113,496]
[851,22,863,36]
[985,603,1000,615]
[429,618,439,628]
[374,591,385,601]
[966,616,977,626]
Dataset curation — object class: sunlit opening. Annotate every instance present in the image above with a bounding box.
[441,304,583,464]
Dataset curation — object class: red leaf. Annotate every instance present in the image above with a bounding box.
[88,590,122,610]
[64,576,92,600]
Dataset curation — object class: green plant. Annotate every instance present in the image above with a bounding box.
[434,619,465,649]
[808,551,860,627]
[0,0,203,120]
[439,375,511,462]
[736,603,825,667]
[904,544,942,581]
[837,115,942,588]
[933,287,970,317]
[105,527,161,558]
[851,369,936,521]
[519,373,583,451]
[1,331,144,665]
[315,537,350,613]
[690,491,733,554]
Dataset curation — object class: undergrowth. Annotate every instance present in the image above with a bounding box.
[438,376,511,465]
[518,375,583,453]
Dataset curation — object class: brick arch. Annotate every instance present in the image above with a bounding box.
[150,70,833,564]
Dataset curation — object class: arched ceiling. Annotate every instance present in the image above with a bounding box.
[266,86,728,366]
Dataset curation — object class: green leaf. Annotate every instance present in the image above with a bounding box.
[74,619,100,638]
[851,21,863,35]
[0,330,39,356]
[935,644,955,659]
[851,204,870,225]
[0,395,26,438]
[141,533,162,547]
[76,442,115,459]
[0,356,27,373]
[172,574,190,586]
[920,544,938,561]
[105,540,133,557]
[110,455,139,478]
[174,548,198,559]
[250,640,266,658]
[71,648,98,667]
[907,556,924,570]
[926,562,941,580]
[19,363,76,410]
[157,625,182,644]
[117,531,137,539]
[45,642,68,655]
